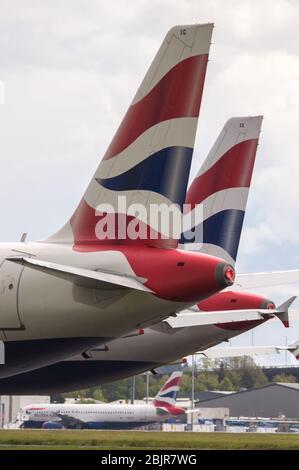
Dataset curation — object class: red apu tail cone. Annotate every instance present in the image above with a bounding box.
[118,247,235,303]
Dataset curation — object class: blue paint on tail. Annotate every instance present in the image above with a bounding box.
[159,390,180,401]
[96,146,193,207]
[181,209,245,261]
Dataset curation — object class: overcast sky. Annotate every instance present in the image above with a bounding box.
[1,0,299,364]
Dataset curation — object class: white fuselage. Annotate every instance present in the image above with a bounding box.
[21,403,165,426]
[0,242,180,342]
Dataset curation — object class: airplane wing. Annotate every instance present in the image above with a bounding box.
[233,270,299,290]
[198,337,299,360]
[54,412,84,429]
[185,408,210,414]
[7,256,153,293]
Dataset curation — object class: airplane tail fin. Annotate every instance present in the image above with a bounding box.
[181,116,263,264]
[153,371,183,408]
[49,24,213,248]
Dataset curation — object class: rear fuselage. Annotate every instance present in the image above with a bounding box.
[0,242,231,378]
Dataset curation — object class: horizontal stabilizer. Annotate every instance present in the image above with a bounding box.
[185,408,210,414]
[7,256,153,293]
[234,270,299,290]
[200,345,282,359]
[164,307,277,329]
[201,336,299,360]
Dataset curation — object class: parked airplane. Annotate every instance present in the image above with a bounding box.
[0,24,240,379]
[18,372,186,429]
[2,116,298,393]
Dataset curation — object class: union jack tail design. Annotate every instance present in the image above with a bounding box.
[181,116,263,264]
[49,24,213,248]
[153,371,183,408]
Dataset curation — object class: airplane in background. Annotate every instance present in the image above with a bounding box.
[2,116,299,394]
[0,23,241,380]
[18,372,187,430]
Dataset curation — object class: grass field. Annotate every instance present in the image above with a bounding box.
[0,430,299,450]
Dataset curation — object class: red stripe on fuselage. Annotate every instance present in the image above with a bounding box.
[28,408,46,411]
[103,54,208,160]
[185,139,258,208]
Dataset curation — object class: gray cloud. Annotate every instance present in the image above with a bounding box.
[0,0,299,268]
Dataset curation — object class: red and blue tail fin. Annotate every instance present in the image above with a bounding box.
[153,371,183,408]
[181,116,263,264]
[49,24,213,248]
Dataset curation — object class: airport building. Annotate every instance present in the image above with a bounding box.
[195,383,299,420]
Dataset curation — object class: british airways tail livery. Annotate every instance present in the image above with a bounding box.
[182,116,263,264]
[50,24,214,248]
[153,371,183,414]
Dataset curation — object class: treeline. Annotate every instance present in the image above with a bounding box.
[53,357,298,403]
